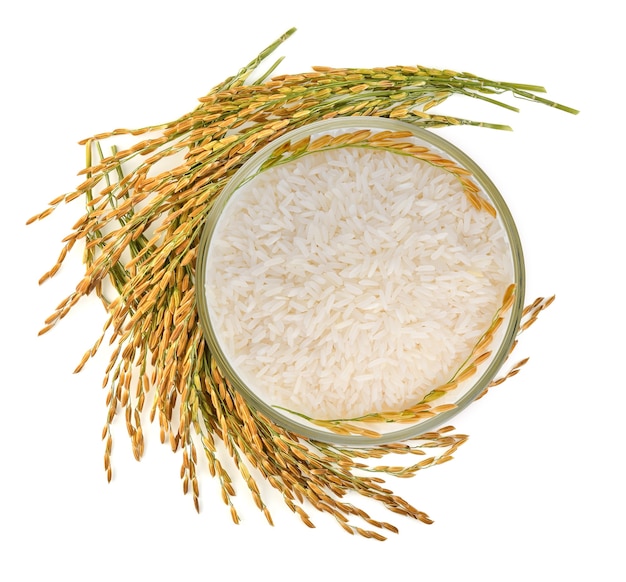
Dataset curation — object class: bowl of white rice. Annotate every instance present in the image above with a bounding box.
[196,117,525,445]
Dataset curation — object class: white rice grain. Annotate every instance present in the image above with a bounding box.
[206,147,512,419]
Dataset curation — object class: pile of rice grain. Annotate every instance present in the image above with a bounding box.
[206,146,512,419]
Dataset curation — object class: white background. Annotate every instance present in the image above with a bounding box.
[2,1,624,580]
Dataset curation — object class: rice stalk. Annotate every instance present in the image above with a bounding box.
[28,28,567,539]
[282,283,518,435]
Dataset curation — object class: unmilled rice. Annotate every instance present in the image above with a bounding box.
[206,146,512,419]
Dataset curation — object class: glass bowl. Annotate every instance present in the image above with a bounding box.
[196,117,525,446]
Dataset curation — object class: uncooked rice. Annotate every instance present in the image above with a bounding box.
[206,146,513,419]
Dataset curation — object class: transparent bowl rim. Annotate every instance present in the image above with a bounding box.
[196,116,526,446]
